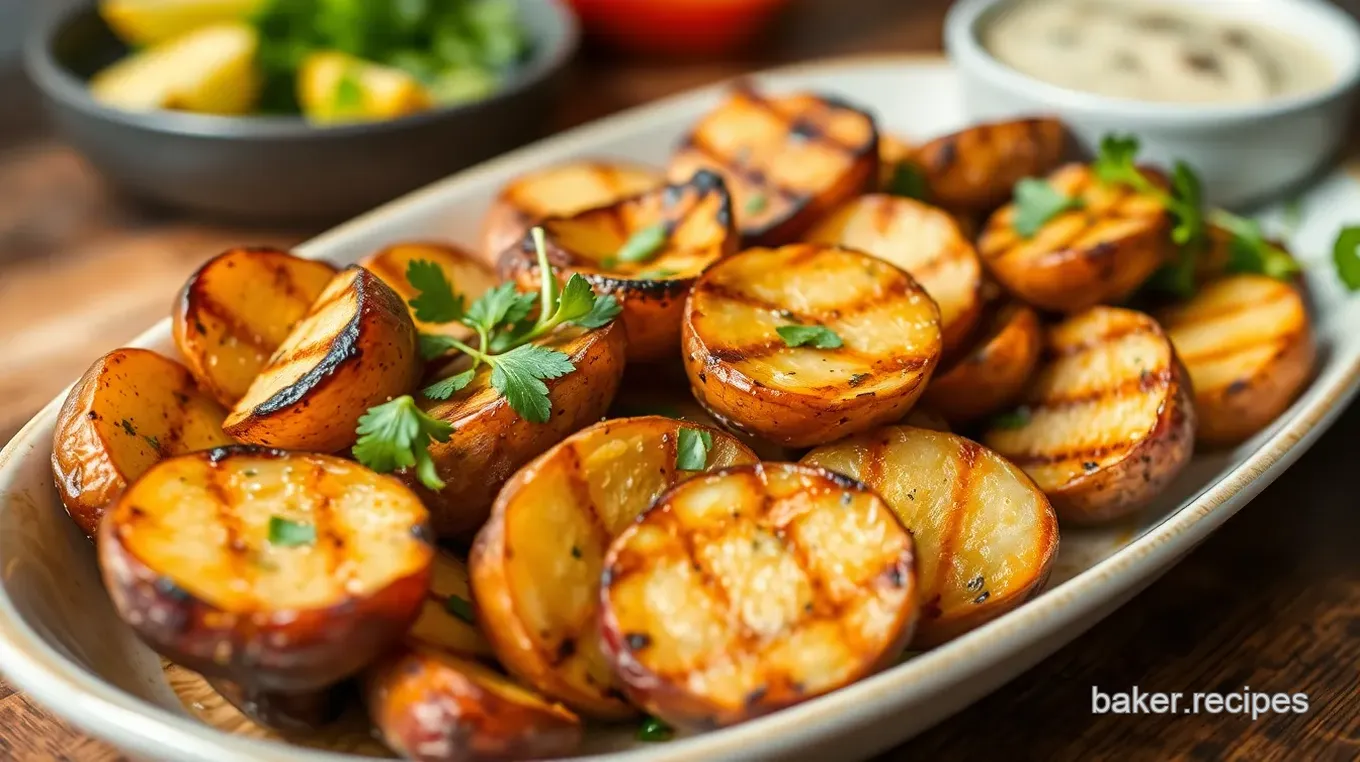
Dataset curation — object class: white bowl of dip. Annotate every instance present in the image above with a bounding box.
[945,0,1360,206]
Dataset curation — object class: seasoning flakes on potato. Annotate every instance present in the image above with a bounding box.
[224,266,422,452]
[914,117,1069,214]
[983,306,1196,525]
[807,193,985,357]
[360,241,498,343]
[803,426,1058,647]
[173,247,339,407]
[599,462,917,728]
[409,321,628,539]
[668,86,878,246]
[499,170,739,362]
[98,447,434,693]
[979,163,1172,313]
[1158,274,1315,446]
[481,160,665,263]
[52,348,235,539]
[922,301,1043,425]
[682,244,943,447]
[471,416,758,718]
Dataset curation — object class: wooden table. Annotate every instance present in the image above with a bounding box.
[1,1,1356,759]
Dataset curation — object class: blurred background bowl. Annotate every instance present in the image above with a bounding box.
[567,0,791,57]
[23,0,578,224]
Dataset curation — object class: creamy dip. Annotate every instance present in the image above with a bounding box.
[982,0,1335,104]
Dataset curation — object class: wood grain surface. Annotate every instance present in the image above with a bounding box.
[1,1,1356,760]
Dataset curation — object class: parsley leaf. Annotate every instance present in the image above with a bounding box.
[575,293,622,329]
[1333,226,1360,290]
[423,368,476,400]
[637,716,674,742]
[1092,134,1143,186]
[1210,209,1301,281]
[637,268,679,280]
[268,517,316,547]
[465,282,531,334]
[990,406,1032,430]
[745,193,768,214]
[445,594,475,623]
[353,396,452,490]
[675,428,713,471]
[1013,178,1083,237]
[490,344,575,424]
[1168,162,1205,247]
[547,274,603,325]
[419,332,462,360]
[777,324,844,349]
[887,161,928,200]
[405,259,466,324]
[615,223,669,264]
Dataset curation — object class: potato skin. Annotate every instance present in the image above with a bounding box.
[207,678,352,733]
[98,447,433,692]
[922,302,1043,425]
[52,348,234,539]
[407,321,629,539]
[359,241,498,343]
[365,645,582,762]
[223,266,422,452]
[914,117,1069,214]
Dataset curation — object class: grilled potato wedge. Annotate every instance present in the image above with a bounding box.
[923,302,1043,425]
[807,194,984,357]
[359,242,498,343]
[599,462,917,728]
[803,426,1058,647]
[500,170,739,362]
[408,321,628,539]
[481,161,664,263]
[409,550,494,659]
[471,416,758,718]
[1158,275,1314,446]
[365,645,582,762]
[98,447,434,692]
[983,307,1196,524]
[668,86,878,246]
[978,163,1172,313]
[52,348,234,539]
[914,117,1069,214]
[173,248,338,407]
[682,244,943,447]
[224,266,422,452]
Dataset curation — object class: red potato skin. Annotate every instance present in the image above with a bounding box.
[365,646,582,762]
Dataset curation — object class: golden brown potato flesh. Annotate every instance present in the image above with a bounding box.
[599,462,917,729]
[409,550,495,659]
[923,302,1043,425]
[668,86,878,246]
[1158,275,1314,446]
[98,447,434,692]
[365,645,582,762]
[500,170,739,362]
[173,248,338,407]
[803,426,1058,647]
[52,348,234,539]
[359,241,498,343]
[914,117,1068,214]
[407,321,628,539]
[481,160,664,263]
[978,163,1172,313]
[682,244,943,448]
[224,266,422,452]
[983,307,1196,524]
[470,416,758,718]
[807,194,984,357]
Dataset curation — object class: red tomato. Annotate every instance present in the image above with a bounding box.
[566,0,791,56]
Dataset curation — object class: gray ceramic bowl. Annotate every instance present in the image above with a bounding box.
[23,0,578,223]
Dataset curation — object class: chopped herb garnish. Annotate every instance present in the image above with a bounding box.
[405,259,467,323]
[422,368,477,401]
[848,372,871,387]
[1333,226,1360,290]
[777,324,843,349]
[1013,177,1083,237]
[887,161,929,200]
[142,435,160,450]
[268,517,316,547]
[445,594,475,624]
[637,268,679,280]
[637,716,674,742]
[744,192,769,214]
[1213,209,1301,280]
[119,419,137,437]
[353,395,454,491]
[675,427,713,471]
[990,406,1032,430]
[570,545,582,559]
[615,223,669,264]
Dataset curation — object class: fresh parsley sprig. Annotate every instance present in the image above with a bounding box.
[353,395,452,490]
[1013,178,1083,238]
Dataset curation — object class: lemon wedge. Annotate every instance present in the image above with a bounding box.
[99,0,265,47]
[89,22,261,115]
[298,52,432,125]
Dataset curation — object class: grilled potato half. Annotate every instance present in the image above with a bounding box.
[923,301,1043,425]
[914,117,1069,214]
[807,194,985,357]
[1158,275,1314,446]
[803,426,1058,646]
[98,447,434,692]
[481,160,664,263]
[979,163,1172,313]
[359,241,498,343]
[173,247,339,407]
[409,550,494,659]
[471,416,758,718]
[683,244,943,447]
[599,462,917,728]
[668,86,878,246]
[365,645,582,762]
[52,348,234,539]
[983,307,1196,524]
[408,321,628,539]
[224,266,422,452]
[500,170,739,362]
